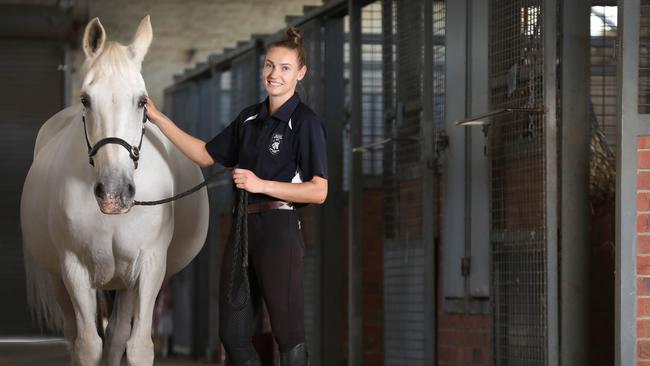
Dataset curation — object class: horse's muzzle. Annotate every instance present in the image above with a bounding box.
[94,181,135,214]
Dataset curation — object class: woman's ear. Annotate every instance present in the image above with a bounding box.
[297,65,307,81]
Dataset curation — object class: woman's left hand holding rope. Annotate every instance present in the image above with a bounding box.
[232,168,265,193]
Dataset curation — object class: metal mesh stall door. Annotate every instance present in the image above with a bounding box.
[344,2,385,190]
[639,0,650,114]
[589,5,617,204]
[231,49,261,112]
[489,0,548,365]
[590,5,618,148]
[382,1,426,364]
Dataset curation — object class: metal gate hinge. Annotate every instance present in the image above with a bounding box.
[461,257,471,277]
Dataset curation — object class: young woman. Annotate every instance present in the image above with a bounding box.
[146,27,327,366]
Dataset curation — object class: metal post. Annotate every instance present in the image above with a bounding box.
[421,0,436,364]
[543,0,560,364]
[616,0,640,364]
[560,0,591,364]
[348,0,364,365]
[322,15,345,366]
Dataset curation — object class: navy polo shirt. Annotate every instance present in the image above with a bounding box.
[205,93,328,204]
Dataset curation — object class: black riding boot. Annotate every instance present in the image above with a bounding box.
[280,343,308,366]
[232,352,262,366]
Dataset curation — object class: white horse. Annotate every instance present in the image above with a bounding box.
[20,16,209,366]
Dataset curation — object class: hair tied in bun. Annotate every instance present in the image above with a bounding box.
[268,26,307,67]
[287,26,303,46]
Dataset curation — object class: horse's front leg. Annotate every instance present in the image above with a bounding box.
[126,251,166,366]
[104,289,135,366]
[60,253,102,366]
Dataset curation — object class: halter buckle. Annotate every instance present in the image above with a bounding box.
[131,146,140,160]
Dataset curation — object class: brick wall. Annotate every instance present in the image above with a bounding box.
[437,313,490,365]
[639,137,650,364]
[70,0,322,106]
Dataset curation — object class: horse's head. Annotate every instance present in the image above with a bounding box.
[80,16,152,214]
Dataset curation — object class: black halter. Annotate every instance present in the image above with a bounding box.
[82,107,147,169]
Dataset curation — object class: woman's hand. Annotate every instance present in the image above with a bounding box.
[145,97,163,125]
[232,168,266,193]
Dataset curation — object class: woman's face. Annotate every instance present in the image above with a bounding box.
[263,46,306,99]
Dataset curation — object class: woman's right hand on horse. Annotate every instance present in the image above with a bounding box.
[146,97,163,126]
[144,97,215,168]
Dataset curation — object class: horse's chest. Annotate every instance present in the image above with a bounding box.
[55,207,170,287]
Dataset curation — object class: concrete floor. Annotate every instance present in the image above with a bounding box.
[0,339,219,366]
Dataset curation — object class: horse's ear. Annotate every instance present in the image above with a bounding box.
[82,17,106,59]
[128,15,153,68]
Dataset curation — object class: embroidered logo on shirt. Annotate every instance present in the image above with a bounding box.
[269,133,283,155]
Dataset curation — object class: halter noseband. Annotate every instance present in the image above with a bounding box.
[82,107,147,169]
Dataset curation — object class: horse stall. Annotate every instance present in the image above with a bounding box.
[1,0,641,365]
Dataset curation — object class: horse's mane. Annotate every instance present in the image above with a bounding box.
[82,42,141,86]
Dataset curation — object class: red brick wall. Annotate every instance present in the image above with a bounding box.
[437,314,490,365]
[639,137,650,364]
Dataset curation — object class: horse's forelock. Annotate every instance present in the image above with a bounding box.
[83,42,142,86]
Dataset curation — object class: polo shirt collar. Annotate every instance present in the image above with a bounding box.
[259,93,301,122]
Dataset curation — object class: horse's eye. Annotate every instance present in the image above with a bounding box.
[81,96,90,108]
[138,98,147,108]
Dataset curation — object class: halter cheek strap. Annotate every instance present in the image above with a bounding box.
[82,107,147,169]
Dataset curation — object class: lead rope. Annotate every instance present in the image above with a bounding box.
[227,188,250,310]
[133,169,228,206]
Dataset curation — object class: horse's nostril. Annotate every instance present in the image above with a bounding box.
[127,184,135,198]
[94,183,105,198]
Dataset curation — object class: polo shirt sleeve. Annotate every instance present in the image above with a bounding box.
[296,117,328,181]
[205,116,240,168]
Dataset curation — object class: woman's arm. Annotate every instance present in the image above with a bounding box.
[232,168,328,204]
[146,98,216,168]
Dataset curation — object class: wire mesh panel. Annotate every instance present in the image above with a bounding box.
[489,0,548,365]
[590,6,618,146]
[360,3,384,177]
[216,70,234,132]
[432,1,446,146]
[382,1,427,364]
[589,5,617,205]
[385,0,423,239]
[231,48,262,112]
[640,0,650,113]
[343,2,385,190]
